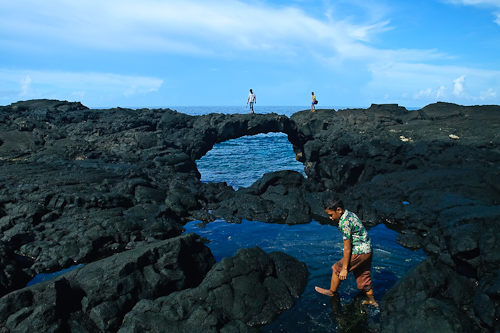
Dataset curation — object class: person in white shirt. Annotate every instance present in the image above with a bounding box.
[247,89,256,114]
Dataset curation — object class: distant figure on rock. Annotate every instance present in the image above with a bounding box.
[247,89,256,114]
[311,92,317,112]
[315,198,378,307]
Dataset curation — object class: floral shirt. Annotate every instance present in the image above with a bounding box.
[338,210,372,254]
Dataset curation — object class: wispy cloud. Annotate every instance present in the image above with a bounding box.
[366,62,500,104]
[1,0,499,107]
[480,88,497,100]
[443,0,500,25]
[20,75,32,96]
[0,69,163,103]
[453,75,466,96]
[0,0,394,61]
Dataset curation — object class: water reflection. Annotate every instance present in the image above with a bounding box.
[328,292,374,333]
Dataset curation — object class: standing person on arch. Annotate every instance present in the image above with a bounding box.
[311,92,317,112]
[315,197,378,307]
[247,89,256,114]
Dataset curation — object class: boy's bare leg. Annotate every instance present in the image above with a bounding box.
[362,289,379,307]
[330,269,340,292]
[315,269,341,296]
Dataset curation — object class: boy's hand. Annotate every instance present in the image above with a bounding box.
[339,268,348,280]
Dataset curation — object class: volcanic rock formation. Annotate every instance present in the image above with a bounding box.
[0,99,499,331]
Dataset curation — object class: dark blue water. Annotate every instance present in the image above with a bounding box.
[26,264,84,286]
[186,106,426,332]
[184,219,424,332]
[196,132,305,189]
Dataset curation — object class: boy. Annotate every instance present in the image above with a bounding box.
[315,198,378,306]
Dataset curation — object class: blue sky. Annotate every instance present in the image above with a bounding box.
[1,0,500,108]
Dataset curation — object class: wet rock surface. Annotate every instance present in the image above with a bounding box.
[0,99,499,331]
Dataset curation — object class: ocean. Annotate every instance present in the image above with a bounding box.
[181,106,426,332]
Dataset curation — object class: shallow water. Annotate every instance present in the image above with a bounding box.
[183,219,425,332]
[26,264,84,286]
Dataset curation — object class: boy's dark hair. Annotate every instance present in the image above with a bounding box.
[326,197,344,211]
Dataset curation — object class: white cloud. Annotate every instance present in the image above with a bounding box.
[71,91,86,99]
[0,0,395,61]
[20,75,31,95]
[0,69,163,103]
[437,86,448,98]
[445,0,500,6]
[413,88,433,99]
[480,88,497,100]
[124,85,138,98]
[443,0,500,25]
[413,86,448,100]
[366,62,500,105]
[1,0,498,107]
[453,75,466,96]
[0,0,460,89]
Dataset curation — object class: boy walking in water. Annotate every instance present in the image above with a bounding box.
[315,198,378,307]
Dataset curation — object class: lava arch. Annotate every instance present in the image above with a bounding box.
[188,113,307,162]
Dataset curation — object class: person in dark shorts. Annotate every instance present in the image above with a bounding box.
[311,92,317,112]
[315,198,378,307]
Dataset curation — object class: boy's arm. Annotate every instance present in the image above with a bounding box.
[339,239,352,280]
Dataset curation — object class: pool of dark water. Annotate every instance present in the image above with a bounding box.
[183,219,426,332]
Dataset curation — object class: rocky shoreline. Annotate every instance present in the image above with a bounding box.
[1,99,499,332]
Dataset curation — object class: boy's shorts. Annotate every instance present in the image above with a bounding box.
[332,252,373,292]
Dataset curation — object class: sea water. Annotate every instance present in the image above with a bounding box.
[181,106,426,332]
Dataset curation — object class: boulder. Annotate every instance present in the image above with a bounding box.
[119,246,308,332]
[0,233,215,332]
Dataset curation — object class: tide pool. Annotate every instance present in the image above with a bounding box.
[184,219,425,332]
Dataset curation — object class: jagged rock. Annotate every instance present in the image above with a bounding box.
[381,258,478,332]
[0,233,215,332]
[119,247,308,332]
[214,170,311,224]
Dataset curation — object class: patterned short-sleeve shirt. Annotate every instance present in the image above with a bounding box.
[338,210,372,254]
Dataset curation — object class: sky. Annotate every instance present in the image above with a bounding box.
[1,0,500,109]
